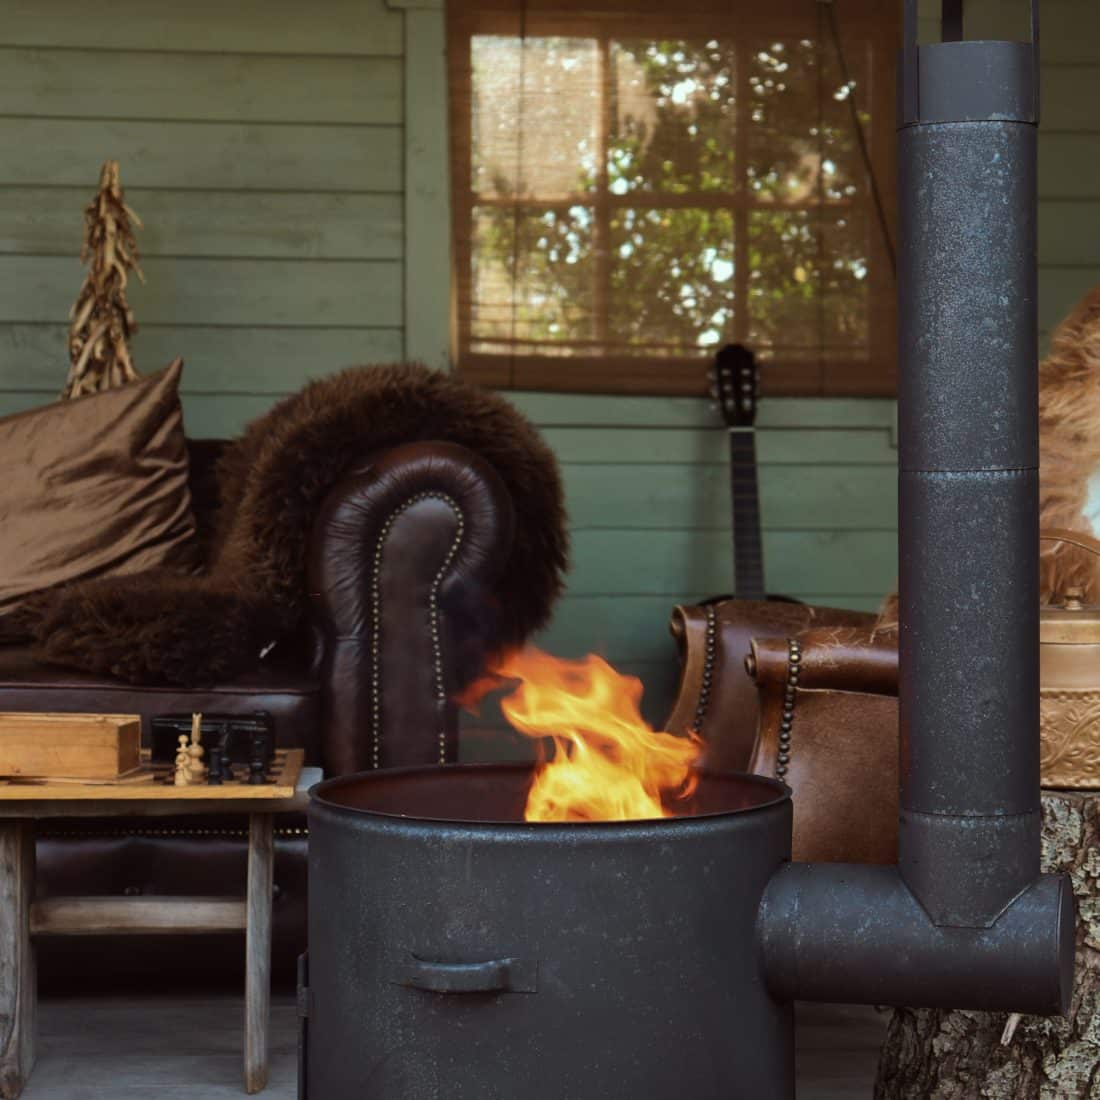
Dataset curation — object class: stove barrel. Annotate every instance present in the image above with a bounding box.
[759,0,1075,1014]
[305,767,796,1099]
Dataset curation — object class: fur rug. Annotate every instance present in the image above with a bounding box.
[16,364,569,685]
[874,284,1100,632]
[1038,287,1100,602]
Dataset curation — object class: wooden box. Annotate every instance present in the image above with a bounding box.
[0,713,142,779]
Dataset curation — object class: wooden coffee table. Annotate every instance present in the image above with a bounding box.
[0,749,316,1098]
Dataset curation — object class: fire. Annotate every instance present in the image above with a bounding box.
[489,648,702,823]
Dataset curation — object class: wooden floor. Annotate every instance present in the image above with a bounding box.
[21,996,887,1098]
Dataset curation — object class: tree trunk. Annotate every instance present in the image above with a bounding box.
[875,790,1100,1099]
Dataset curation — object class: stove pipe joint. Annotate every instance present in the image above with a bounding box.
[758,0,1075,1017]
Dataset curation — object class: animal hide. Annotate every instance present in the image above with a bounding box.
[21,364,569,685]
[873,286,1100,632]
[1038,286,1100,602]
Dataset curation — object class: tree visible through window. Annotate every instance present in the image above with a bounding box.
[449,2,898,395]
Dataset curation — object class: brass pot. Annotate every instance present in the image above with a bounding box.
[1040,529,1100,788]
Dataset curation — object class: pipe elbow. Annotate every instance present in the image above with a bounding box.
[758,863,1075,1017]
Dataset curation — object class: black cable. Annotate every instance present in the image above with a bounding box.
[816,0,828,393]
[822,0,897,277]
[508,0,530,389]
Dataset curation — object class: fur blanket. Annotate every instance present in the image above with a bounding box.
[1038,286,1100,602]
[14,364,568,685]
[875,283,1100,632]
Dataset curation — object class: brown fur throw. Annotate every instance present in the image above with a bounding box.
[20,364,569,685]
[875,283,1100,632]
[1038,286,1100,602]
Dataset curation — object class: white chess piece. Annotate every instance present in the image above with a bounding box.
[188,713,207,782]
[173,734,193,787]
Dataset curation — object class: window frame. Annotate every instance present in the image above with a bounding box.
[448,2,899,396]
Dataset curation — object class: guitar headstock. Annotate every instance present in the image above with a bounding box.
[710,344,759,428]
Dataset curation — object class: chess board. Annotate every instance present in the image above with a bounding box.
[0,748,305,801]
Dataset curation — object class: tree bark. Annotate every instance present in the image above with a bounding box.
[875,790,1100,1099]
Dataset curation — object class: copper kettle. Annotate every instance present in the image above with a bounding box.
[1040,528,1100,787]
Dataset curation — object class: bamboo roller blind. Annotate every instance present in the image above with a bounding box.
[448,0,899,396]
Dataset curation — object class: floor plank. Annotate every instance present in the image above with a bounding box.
[21,995,886,1098]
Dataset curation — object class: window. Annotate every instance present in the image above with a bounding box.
[448,0,898,396]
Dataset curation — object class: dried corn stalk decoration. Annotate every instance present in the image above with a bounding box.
[62,160,145,399]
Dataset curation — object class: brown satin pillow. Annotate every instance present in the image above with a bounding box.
[0,360,198,618]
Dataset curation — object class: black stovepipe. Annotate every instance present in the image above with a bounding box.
[758,0,1075,1015]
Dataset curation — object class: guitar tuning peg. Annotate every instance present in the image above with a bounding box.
[708,400,720,413]
[709,383,719,400]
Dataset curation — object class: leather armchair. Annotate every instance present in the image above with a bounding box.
[666,599,899,867]
[749,623,899,865]
[0,438,516,987]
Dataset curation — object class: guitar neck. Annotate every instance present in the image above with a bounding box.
[728,428,765,601]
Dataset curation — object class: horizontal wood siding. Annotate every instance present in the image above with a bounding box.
[0,189,404,259]
[0,0,408,425]
[0,48,403,124]
[3,0,404,56]
[0,120,402,191]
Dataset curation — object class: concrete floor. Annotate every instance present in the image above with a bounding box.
[21,996,888,1098]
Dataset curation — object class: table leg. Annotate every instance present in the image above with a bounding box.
[245,814,274,1094]
[0,822,34,1099]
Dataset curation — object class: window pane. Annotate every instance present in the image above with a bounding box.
[609,39,736,195]
[470,205,596,353]
[472,36,599,198]
[747,38,868,203]
[609,207,735,354]
[747,208,870,354]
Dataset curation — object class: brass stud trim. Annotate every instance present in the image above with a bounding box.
[691,604,719,736]
[776,637,801,782]
[369,492,465,769]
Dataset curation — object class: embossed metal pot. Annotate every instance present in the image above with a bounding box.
[1040,530,1100,787]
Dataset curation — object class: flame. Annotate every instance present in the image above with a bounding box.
[489,648,702,823]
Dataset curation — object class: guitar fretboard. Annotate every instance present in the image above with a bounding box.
[728,428,765,601]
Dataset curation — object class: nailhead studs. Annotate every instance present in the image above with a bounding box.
[775,637,801,781]
[691,604,719,736]
[369,493,465,769]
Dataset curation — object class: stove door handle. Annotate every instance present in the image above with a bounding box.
[397,953,538,994]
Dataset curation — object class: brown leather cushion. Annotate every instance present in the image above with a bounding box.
[0,361,197,621]
[0,644,321,761]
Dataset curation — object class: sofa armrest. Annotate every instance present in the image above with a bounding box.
[749,625,899,697]
[307,441,514,775]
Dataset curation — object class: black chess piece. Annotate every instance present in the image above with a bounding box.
[247,730,271,785]
[212,731,234,783]
[207,746,224,785]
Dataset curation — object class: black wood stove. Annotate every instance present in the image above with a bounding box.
[300,3,1075,1096]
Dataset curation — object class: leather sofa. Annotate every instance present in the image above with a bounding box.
[1,439,517,988]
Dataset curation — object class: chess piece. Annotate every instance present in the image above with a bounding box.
[188,712,207,782]
[211,731,235,784]
[247,730,271,786]
[207,746,224,785]
[173,734,193,787]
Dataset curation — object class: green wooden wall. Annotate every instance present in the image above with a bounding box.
[1,0,1099,728]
